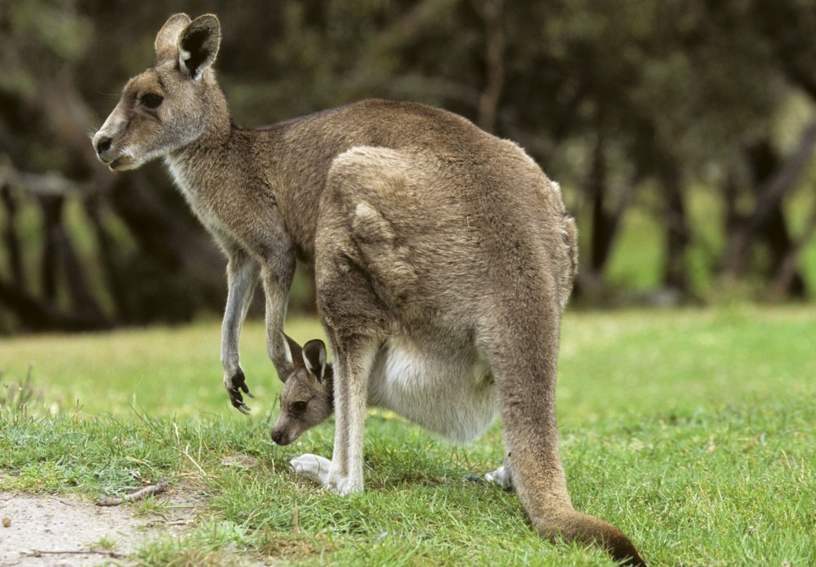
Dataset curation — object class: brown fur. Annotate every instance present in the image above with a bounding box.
[92,14,644,565]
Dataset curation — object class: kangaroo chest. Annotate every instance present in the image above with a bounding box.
[367,337,499,443]
[167,158,228,231]
[166,157,262,252]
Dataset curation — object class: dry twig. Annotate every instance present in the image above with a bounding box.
[96,480,169,507]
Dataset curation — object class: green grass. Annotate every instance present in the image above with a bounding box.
[1,307,815,565]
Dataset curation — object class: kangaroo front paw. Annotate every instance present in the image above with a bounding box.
[224,367,253,414]
[289,454,333,485]
[485,465,514,491]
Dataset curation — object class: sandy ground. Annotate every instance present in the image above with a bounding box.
[0,490,200,567]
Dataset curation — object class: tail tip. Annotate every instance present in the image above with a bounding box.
[552,511,646,566]
[607,530,646,566]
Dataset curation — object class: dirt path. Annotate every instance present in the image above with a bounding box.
[0,491,200,566]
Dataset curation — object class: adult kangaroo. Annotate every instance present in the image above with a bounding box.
[92,13,644,565]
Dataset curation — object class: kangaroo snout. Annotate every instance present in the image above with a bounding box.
[92,101,140,170]
[92,129,116,163]
[91,129,127,169]
[95,136,112,157]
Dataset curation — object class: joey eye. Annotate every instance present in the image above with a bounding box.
[140,93,164,109]
[291,401,308,413]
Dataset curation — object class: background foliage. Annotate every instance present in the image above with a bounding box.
[2,0,815,333]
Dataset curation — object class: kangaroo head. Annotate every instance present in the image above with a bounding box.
[92,13,227,171]
[270,335,334,446]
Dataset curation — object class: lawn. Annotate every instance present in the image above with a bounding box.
[1,306,814,565]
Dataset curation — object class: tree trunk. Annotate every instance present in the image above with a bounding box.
[36,192,107,323]
[660,161,690,293]
[84,194,129,322]
[746,140,806,297]
[769,199,816,298]
[722,171,741,238]
[475,0,505,133]
[39,195,63,305]
[762,207,807,297]
[724,124,816,280]
[1,183,25,289]
[589,133,613,275]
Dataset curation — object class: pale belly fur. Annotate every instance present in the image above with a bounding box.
[367,336,499,443]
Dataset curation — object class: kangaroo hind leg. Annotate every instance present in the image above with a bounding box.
[485,457,514,491]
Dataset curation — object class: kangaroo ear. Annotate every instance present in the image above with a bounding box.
[155,13,191,61]
[178,14,221,80]
[302,340,327,382]
[279,333,304,382]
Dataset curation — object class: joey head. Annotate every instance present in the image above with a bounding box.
[270,335,333,446]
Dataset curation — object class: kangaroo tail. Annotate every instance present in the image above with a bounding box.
[480,286,645,565]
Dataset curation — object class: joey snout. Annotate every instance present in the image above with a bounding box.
[270,428,290,446]
[270,418,304,446]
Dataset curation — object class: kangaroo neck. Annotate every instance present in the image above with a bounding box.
[164,106,329,259]
[163,107,234,199]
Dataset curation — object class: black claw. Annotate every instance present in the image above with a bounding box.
[230,394,250,414]
[234,368,247,386]
[227,369,252,413]
[240,381,252,397]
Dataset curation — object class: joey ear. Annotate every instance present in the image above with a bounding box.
[279,333,304,382]
[155,13,191,61]
[302,340,327,381]
[178,14,221,80]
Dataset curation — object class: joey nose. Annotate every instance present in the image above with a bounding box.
[271,429,290,446]
[95,136,112,157]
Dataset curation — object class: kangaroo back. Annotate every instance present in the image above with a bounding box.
[479,286,644,565]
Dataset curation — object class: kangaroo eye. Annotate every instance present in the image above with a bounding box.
[140,93,164,109]
[291,401,308,413]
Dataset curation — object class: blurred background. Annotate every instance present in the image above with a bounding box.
[1,0,815,335]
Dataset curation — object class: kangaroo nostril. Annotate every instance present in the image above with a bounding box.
[96,137,112,156]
